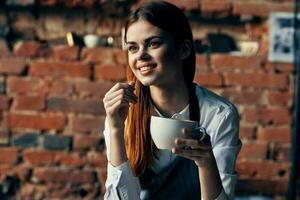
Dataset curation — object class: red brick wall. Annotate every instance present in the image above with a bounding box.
[0,0,296,199]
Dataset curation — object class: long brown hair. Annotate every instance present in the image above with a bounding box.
[124,1,196,176]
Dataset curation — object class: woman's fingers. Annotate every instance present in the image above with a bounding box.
[175,138,211,150]
[104,89,137,105]
[175,138,198,148]
[106,82,135,96]
[106,99,130,115]
[103,82,137,108]
[172,147,211,157]
[182,127,210,144]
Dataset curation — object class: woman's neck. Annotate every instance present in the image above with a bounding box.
[150,81,190,118]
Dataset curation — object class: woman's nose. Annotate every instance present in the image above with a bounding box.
[137,48,151,60]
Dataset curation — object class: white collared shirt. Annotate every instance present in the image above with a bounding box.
[103,84,242,200]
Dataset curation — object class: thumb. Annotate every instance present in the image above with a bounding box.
[128,81,135,87]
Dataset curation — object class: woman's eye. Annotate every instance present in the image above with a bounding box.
[148,41,161,48]
[128,45,138,53]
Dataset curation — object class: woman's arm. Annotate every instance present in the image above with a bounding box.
[103,82,141,200]
[173,132,223,199]
[173,107,240,200]
[103,82,136,166]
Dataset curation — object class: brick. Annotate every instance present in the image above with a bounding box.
[138,0,198,10]
[258,126,291,143]
[5,113,66,130]
[86,150,107,168]
[236,179,288,195]
[71,116,105,133]
[30,61,91,79]
[240,126,255,140]
[95,63,126,81]
[246,22,268,40]
[236,160,290,180]
[0,95,10,110]
[73,135,102,150]
[233,2,293,17]
[0,130,10,145]
[238,141,268,160]
[0,57,27,75]
[42,135,72,150]
[75,81,114,98]
[273,144,291,162]
[33,167,95,184]
[243,108,292,125]
[20,183,48,199]
[13,95,45,111]
[9,164,31,182]
[0,39,11,57]
[267,91,293,107]
[7,77,47,95]
[81,47,116,64]
[221,90,262,105]
[0,165,11,180]
[92,16,123,35]
[48,80,74,96]
[40,15,65,40]
[194,72,222,87]
[113,48,127,65]
[47,96,105,115]
[20,183,36,198]
[266,62,295,73]
[224,73,288,89]
[0,147,19,165]
[12,133,39,148]
[50,45,79,61]
[11,12,37,32]
[23,149,56,165]
[42,13,85,38]
[195,54,209,70]
[163,0,199,10]
[257,38,268,56]
[14,41,41,57]
[211,54,265,70]
[56,152,85,167]
[200,0,231,13]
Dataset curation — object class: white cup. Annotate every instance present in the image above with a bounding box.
[150,116,199,150]
[83,34,100,48]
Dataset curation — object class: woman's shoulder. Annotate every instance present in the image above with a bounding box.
[194,83,238,117]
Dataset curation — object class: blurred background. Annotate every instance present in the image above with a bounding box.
[0,0,299,199]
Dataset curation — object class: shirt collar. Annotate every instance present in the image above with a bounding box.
[154,104,190,120]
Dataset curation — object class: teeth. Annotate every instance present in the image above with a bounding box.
[140,65,154,72]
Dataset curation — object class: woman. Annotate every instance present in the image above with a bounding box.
[103,1,241,200]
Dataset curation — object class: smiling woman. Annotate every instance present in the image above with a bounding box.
[102,1,241,200]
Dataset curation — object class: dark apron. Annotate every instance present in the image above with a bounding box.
[140,84,201,199]
[139,156,201,200]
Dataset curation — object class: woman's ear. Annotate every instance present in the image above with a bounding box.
[179,40,192,60]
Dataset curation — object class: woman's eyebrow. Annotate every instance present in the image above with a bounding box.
[126,36,163,45]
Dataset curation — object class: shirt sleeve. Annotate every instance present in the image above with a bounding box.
[211,106,242,200]
[103,118,141,200]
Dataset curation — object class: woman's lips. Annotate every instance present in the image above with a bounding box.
[138,64,156,75]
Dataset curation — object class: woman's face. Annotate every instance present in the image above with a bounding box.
[126,20,184,87]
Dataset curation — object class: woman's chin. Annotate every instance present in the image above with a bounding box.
[139,78,156,87]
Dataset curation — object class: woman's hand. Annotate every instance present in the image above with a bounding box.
[103,81,137,131]
[172,128,214,168]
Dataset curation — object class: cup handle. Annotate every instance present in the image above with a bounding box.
[194,127,207,141]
